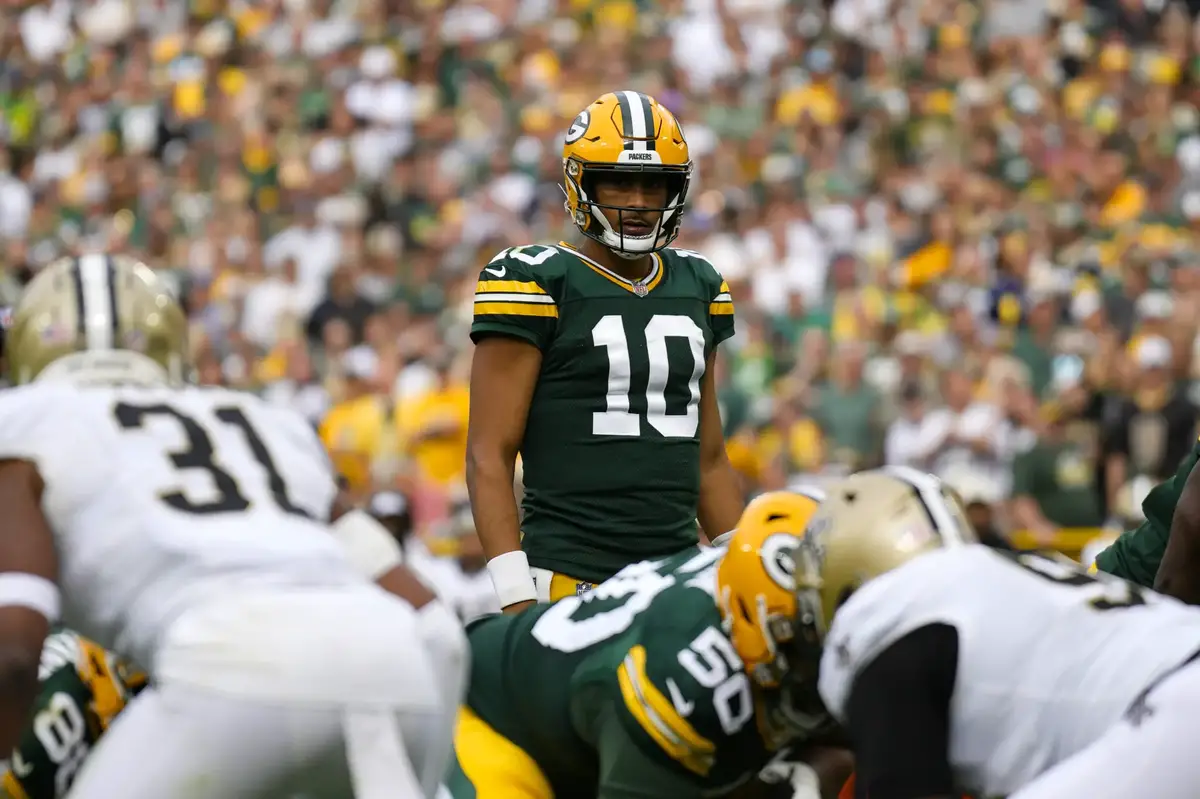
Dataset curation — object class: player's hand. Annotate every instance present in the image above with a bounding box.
[503,600,535,615]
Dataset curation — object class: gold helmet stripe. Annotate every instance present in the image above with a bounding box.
[882,465,969,545]
[616,90,656,152]
[73,253,120,351]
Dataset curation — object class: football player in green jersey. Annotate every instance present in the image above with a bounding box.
[443,489,852,799]
[1093,439,1200,599]
[1,628,145,799]
[467,91,745,613]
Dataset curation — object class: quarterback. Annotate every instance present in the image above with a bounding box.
[0,255,465,799]
[443,490,851,799]
[805,468,1200,799]
[467,90,744,612]
[0,629,145,799]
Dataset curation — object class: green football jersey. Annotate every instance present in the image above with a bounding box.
[446,548,824,799]
[3,629,146,799]
[470,242,736,583]
[1095,438,1200,586]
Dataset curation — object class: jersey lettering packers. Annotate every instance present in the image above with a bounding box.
[470,243,735,583]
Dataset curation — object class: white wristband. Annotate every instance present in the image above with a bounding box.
[330,509,404,580]
[486,551,537,608]
[0,573,60,622]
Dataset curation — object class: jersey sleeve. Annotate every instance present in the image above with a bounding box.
[0,386,105,500]
[593,703,707,799]
[607,631,731,783]
[1093,521,1165,587]
[676,249,735,348]
[707,275,735,347]
[469,247,559,350]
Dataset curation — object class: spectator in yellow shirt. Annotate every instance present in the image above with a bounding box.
[319,347,389,498]
[395,354,470,491]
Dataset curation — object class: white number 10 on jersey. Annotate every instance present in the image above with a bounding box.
[591,314,706,439]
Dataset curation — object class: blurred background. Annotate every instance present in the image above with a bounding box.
[4,0,1200,597]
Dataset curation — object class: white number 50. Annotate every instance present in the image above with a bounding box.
[679,627,754,735]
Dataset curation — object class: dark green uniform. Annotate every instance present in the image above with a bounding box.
[2,629,145,799]
[445,548,819,799]
[470,243,736,583]
[1095,439,1200,586]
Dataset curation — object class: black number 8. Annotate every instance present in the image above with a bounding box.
[114,402,312,518]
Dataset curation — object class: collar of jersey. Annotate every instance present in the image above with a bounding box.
[556,242,664,295]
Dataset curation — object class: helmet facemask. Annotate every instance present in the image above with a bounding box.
[756,547,832,746]
[720,544,832,749]
[564,158,691,259]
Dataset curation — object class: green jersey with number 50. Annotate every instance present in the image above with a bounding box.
[452,548,818,799]
[470,242,735,583]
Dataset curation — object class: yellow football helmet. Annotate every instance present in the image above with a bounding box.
[7,254,188,386]
[561,91,691,257]
[807,466,977,634]
[716,486,827,746]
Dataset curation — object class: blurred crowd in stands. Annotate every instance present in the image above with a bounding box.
[3,0,1200,567]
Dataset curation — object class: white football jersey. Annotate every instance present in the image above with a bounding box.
[0,382,359,669]
[818,545,1200,797]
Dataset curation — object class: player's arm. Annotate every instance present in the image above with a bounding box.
[698,276,742,544]
[327,491,468,715]
[467,336,540,612]
[697,352,744,545]
[841,624,958,799]
[1156,459,1200,603]
[466,252,556,613]
[0,461,58,754]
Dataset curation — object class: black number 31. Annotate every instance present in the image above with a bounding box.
[1002,551,1146,611]
[114,402,312,518]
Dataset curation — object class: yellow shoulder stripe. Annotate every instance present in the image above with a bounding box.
[709,301,734,316]
[78,639,127,729]
[474,302,558,318]
[2,770,31,799]
[719,280,730,294]
[476,279,546,296]
[617,645,715,776]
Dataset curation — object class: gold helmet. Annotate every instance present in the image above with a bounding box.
[561,91,691,258]
[806,466,977,634]
[7,254,188,386]
[716,486,828,747]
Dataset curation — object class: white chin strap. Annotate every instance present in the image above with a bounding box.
[591,204,680,256]
[34,351,173,387]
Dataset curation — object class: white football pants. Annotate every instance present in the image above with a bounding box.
[1009,657,1200,799]
[66,585,459,799]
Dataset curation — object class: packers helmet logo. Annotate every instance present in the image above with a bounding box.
[760,533,800,591]
[565,110,591,144]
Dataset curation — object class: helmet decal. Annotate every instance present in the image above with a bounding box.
[565,110,591,145]
[760,534,800,592]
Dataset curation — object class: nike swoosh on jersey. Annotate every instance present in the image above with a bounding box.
[665,678,695,717]
[484,265,507,278]
[12,751,32,778]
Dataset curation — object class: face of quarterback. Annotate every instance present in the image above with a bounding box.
[590,173,670,250]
